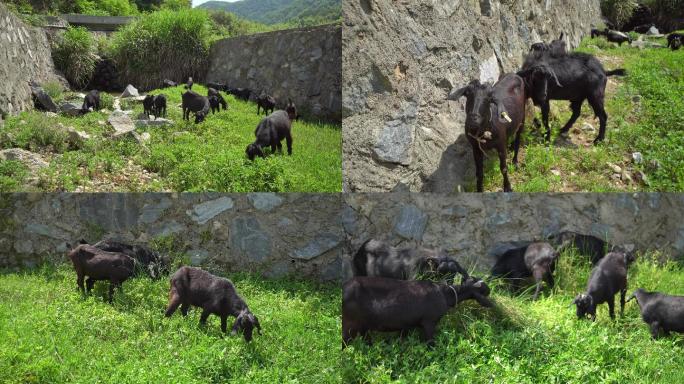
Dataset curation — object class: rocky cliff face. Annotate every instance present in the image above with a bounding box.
[342,0,602,192]
[0,3,63,118]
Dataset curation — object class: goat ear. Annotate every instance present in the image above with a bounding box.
[447,85,470,100]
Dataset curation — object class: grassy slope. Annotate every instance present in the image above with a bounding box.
[0,266,340,383]
[0,85,341,192]
[480,34,684,192]
[342,251,684,383]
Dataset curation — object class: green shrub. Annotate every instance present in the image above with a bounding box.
[99,92,114,110]
[109,10,211,90]
[0,160,29,192]
[601,0,638,28]
[52,26,97,89]
[1,113,68,153]
[42,81,64,102]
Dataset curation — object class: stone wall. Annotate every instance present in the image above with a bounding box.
[341,193,684,280]
[0,193,344,282]
[0,3,64,118]
[342,0,603,192]
[206,24,342,122]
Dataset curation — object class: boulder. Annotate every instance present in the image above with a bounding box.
[108,110,136,137]
[0,148,48,172]
[134,118,174,128]
[66,127,91,148]
[59,102,82,116]
[120,84,139,98]
[30,85,57,112]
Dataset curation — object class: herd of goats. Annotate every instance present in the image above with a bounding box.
[77,77,299,161]
[60,230,683,346]
[447,30,684,192]
[343,232,684,347]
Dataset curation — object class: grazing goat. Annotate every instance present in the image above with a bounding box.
[91,239,167,279]
[153,94,167,118]
[165,266,261,342]
[491,242,558,300]
[628,288,684,339]
[162,79,177,88]
[67,243,135,302]
[518,49,626,143]
[353,239,469,283]
[143,95,155,118]
[257,94,276,115]
[207,88,227,112]
[81,90,100,114]
[246,110,293,160]
[181,90,210,124]
[228,87,252,101]
[206,82,227,92]
[604,29,632,46]
[547,231,607,264]
[342,276,492,346]
[667,33,684,50]
[447,73,527,192]
[573,251,635,321]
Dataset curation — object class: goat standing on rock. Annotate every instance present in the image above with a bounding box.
[447,73,527,192]
[165,266,261,342]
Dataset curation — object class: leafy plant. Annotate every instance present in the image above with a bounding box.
[600,0,638,29]
[51,26,97,89]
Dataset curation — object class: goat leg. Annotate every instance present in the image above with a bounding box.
[540,101,551,142]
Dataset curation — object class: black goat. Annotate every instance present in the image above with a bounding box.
[257,94,276,115]
[246,110,293,160]
[547,231,607,264]
[518,49,626,144]
[206,82,227,92]
[491,242,558,300]
[353,239,469,283]
[447,73,527,192]
[591,28,607,39]
[91,239,167,279]
[228,87,252,101]
[67,243,135,303]
[667,33,684,50]
[605,29,632,46]
[143,95,155,118]
[181,90,210,124]
[162,79,177,88]
[81,90,100,114]
[628,288,684,339]
[573,251,635,320]
[285,99,299,121]
[207,88,227,112]
[342,276,492,346]
[165,266,261,342]
[153,94,167,118]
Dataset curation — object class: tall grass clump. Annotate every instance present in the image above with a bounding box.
[601,0,638,28]
[109,9,211,90]
[52,26,98,89]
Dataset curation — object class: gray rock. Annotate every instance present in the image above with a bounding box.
[393,204,428,240]
[135,118,174,128]
[0,148,48,171]
[248,193,284,212]
[186,197,234,224]
[131,131,151,145]
[66,127,90,148]
[230,216,272,262]
[632,152,643,164]
[582,123,596,133]
[373,101,418,165]
[121,84,139,98]
[187,249,210,266]
[292,232,342,260]
[646,26,660,36]
[24,223,69,239]
[149,220,185,237]
[108,110,136,137]
[59,102,82,116]
[139,198,172,224]
[607,162,622,173]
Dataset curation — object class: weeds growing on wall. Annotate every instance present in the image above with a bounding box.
[108,10,211,90]
[51,26,98,90]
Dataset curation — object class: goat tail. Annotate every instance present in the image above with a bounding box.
[352,239,372,276]
[606,69,627,77]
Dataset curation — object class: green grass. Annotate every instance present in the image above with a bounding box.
[0,84,341,192]
[0,265,340,383]
[342,251,684,383]
[481,34,684,192]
